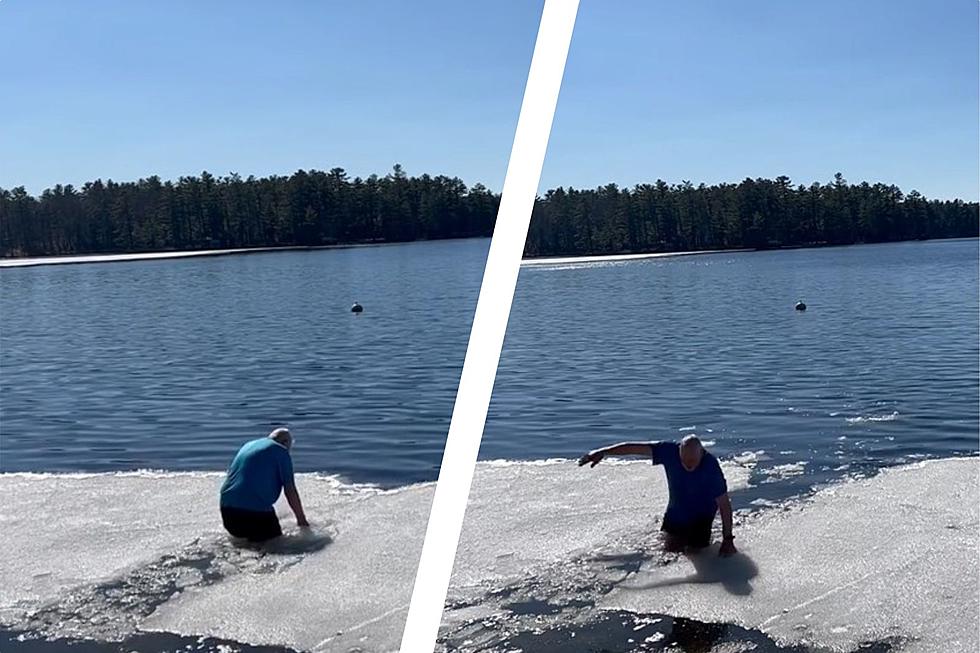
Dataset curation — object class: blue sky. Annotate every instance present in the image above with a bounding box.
[0,1,541,194]
[549,0,979,200]
[2,1,977,200]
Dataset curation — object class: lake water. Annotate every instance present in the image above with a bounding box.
[485,238,979,496]
[0,239,488,485]
[1,238,976,490]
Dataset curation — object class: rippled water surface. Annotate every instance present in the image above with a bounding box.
[485,238,979,491]
[2,238,977,488]
[1,240,488,484]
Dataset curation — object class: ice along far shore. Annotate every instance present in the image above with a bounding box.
[0,242,751,269]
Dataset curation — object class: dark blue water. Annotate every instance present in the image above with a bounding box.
[0,239,488,485]
[483,238,979,493]
[2,239,977,491]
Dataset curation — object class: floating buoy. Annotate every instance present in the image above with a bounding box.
[795,301,807,311]
[351,302,363,314]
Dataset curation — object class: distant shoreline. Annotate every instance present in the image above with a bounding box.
[1,235,974,269]
[0,243,748,269]
[522,236,978,267]
[520,248,751,266]
[0,239,478,269]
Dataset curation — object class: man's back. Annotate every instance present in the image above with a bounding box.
[220,437,295,512]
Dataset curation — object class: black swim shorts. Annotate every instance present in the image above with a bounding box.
[660,514,714,549]
[220,506,283,542]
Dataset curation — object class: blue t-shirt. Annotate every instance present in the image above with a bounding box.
[219,438,295,512]
[651,441,727,524]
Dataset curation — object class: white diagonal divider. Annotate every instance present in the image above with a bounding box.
[397,1,579,651]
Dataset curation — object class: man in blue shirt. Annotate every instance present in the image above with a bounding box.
[219,427,309,542]
[579,435,737,557]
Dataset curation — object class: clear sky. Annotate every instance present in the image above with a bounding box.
[0,1,541,194]
[2,1,977,200]
[547,0,979,201]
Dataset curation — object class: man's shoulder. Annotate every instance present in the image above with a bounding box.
[236,438,261,454]
[265,439,291,462]
[703,451,724,472]
[241,438,282,458]
[651,441,679,459]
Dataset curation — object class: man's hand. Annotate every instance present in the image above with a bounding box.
[719,537,737,557]
[579,443,655,466]
[578,450,604,467]
[284,485,309,529]
[715,494,736,557]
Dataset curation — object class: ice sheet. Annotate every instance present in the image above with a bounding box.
[0,248,263,267]
[600,458,980,652]
[142,481,433,652]
[449,458,753,593]
[12,458,969,653]
[520,248,745,268]
[0,246,345,268]
[0,471,399,648]
[1,459,749,651]
[0,471,222,617]
[142,458,755,652]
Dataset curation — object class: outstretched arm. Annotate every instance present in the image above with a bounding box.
[716,493,736,557]
[578,442,654,467]
[284,485,309,527]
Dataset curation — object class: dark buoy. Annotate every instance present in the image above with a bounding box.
[351,302,363,314]
[795,300,807,311]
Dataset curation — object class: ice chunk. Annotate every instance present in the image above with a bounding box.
[0,470,410,651]
[845,411,900,424]
[758,462,808,482]
[142,481,432,652]
[601,458,979,652]
[0,471,223,618]
[449,459,752,593]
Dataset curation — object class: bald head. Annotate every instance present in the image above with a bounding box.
[269,427,293,450]
[679,435,704,471]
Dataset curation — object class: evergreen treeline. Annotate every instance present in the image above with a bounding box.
[0,165,499,257]
[1,169,976,258]
[526,173,978,256]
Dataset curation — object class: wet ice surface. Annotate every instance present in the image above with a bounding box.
[142,481,433,652]
[4,458,976,653]
[0,628,298,653]
[448,459,753,591]
[0,471,419,653]
[142,458,748,651]
[439,458,979,653]
[602,458,979,652]
[443,611,900,653]
[0,471,223,620]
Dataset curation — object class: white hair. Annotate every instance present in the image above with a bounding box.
[680,434,703,450]
[268,427,293,449]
